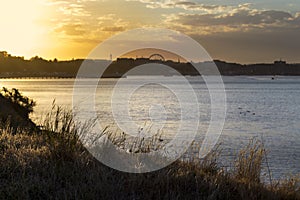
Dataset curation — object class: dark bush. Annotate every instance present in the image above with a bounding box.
[0,87,36,131]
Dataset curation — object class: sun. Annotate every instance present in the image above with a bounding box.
[0,0,45,57]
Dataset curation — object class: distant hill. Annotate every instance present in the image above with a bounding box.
[1,51,300,77]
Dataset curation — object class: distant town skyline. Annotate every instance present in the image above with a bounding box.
[0,50,294,65]
[1,0,300,64]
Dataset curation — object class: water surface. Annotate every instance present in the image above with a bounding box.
[1,76,299,180]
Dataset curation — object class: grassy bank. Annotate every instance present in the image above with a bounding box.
[0,105,299,199]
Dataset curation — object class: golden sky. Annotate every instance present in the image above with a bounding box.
[1,0,300,63]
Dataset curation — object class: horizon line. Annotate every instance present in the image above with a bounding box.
[0,50,298,65]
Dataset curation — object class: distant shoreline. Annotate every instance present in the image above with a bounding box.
[2,51,300,77]
[1,75,300,79]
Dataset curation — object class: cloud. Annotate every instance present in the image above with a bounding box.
[45,0,130,44]
[158,4,300,63]
[101,26,126,32]
[163,8,299,35]
[55,23,85,36]
[126,0,231,13]
[41,0,300,62]
[191,26,300,63]
[171,11,292,26]
[97,14,129,31]
[58,3,91,17]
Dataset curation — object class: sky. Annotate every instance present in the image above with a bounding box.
[0,0,300,63]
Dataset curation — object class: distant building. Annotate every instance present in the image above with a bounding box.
[274,59,286,65]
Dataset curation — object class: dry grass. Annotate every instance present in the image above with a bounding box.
[234,138,264,184]
[0,107,299,200]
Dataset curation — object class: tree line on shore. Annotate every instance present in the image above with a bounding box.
[1,51,300,78]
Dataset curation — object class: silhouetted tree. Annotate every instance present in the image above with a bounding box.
[1,87,36,117]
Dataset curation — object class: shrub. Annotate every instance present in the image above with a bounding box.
[0,87,36,118]
[0,88,36,132]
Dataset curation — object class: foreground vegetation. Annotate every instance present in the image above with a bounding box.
[0,89,299,199]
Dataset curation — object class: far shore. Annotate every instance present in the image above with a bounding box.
[2,51,300,77]
[1,75,300,79]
